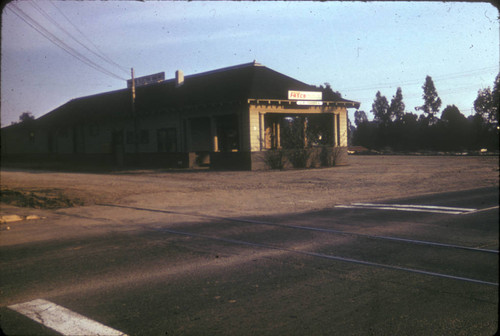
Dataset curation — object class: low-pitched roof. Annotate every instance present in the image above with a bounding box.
[36,62,359,126]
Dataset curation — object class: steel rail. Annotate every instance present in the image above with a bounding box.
[98,203,499,254]
[150,226,499,287]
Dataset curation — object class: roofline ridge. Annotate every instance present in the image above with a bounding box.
[175,61,263,80]
[71,87,129,101]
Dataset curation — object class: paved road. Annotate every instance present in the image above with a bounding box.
[1,187,498,335]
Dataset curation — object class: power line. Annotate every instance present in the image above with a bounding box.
[338,66,498,92]
[28,1,130,76]
[7,3,127,81]
[372,84,486,99]
[46,0,129,75]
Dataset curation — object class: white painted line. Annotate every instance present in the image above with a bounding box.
[8,299,128,336]
[462,205,500,215]
[335,205,465,215]
[352,203,477,212]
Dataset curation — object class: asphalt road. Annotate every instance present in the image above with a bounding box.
[1,187,498,335]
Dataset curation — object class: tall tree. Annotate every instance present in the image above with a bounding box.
[441,105,467,125]
[347,115,354,146]
[399,112,419,151]
[473,73,499,149]
[415,76,441,125]
[354,110,368,127]
[494,73,500,125]
[389,87,405,123]
[474,73,499,129]
[371,91,390,126]
[439,105,469,150]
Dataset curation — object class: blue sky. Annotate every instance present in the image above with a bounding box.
[1,1,498,127]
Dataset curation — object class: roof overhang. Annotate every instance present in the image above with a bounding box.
[247,98,360,109]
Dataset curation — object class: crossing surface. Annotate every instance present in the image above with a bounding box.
[1,186,498,335]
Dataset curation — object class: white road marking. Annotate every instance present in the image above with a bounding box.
[352,203,477,212]
[336,203,477,215]
[463,205,500,215]
[100,203,498,254]
[8,299,128,336]
[336,205,464,215]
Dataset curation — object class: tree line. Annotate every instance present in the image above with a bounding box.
[350,74,499,152]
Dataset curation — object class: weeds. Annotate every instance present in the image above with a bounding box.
[264,150,285,170]
[0,188,83,209]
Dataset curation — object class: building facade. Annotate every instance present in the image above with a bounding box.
[1,62,359,170]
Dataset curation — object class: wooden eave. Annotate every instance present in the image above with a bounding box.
[247,98,360,109]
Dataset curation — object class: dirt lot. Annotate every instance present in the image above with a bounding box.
[1,155,498,217]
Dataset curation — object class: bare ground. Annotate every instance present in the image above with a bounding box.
[1,155,498,217]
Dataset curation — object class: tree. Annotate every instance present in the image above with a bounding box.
[468,113,489,150]
[494,73,500,125]
[401,112,418,126]
[346,115,353,146]
[370,91,392,149]
[11,112,35,125]
[473,73,500,149]
[352,110,375,148]
[354,110,368,127]
[415,76,441,125]
[441,105,467,126]
[316,83,342,101]
[474,87,494,121]
[352,120,377,149]
[388,87,405,123]
[474,73,499,130]
[19,112,35,122]
[371,91,390,126]
[439,105,469,150]
[390,112,419,151]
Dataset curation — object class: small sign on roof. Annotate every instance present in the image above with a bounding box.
[127,72,165,88]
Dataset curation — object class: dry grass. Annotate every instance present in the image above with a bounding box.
[0,188,83,209]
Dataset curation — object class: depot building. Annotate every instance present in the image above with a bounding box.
[1,62,360,170]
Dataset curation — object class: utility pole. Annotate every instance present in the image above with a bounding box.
[131,68,136,105]
[131,68,139,155]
